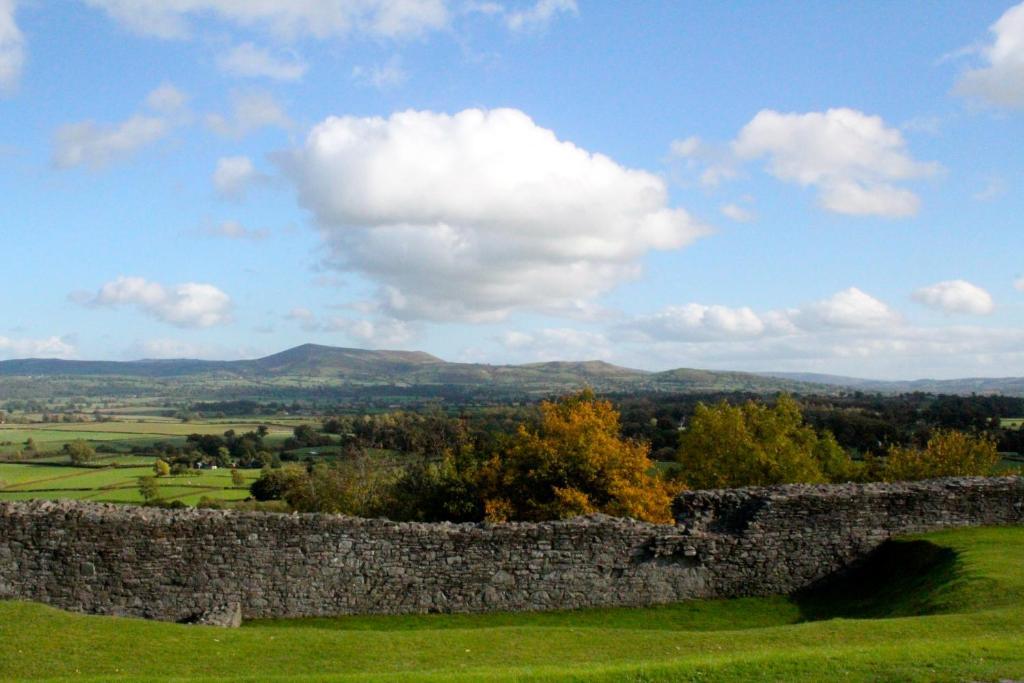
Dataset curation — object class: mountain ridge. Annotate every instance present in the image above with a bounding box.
[3,344,1023,398]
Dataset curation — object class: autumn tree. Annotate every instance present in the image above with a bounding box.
[480,390,676,524]
[153,459,171,477]
[675,395,855,489]
[883,429,1000,482]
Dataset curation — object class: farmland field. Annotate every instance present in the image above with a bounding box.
[0,419,299,456]
[0,461,259,505]
[1,525,1023,681]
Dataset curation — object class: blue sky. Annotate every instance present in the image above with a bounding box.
[1,0,1023,379]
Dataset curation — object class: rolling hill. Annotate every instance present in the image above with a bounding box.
[4,344,1023,400]
[0,344,821,400]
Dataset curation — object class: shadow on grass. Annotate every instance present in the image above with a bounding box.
[795,539,961,621]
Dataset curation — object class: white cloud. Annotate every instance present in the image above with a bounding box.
[500,327,611,361]
[122,338,258,360]
[627,288,898,347]
[733,108,939,217]
[83,0,450,40]
[610,288,1024,379]
[506,0,577,31]
[0,335,76,360]
[213,155,263,198]
[145,82,188,112]
[203,220,269,241]
[284,107,709,322]
[632,304,766,342]
[53,84,187,169]
[287,307,413,346]
[669,136,701,157]
[1015,276,1024,292]
[794,287,900,330]
[720,203,754,222]
[326,317,413,347]
[217,42,307,81]
[351,55,406,89]
[625,323,1024,380]
[53,116,168,170]
[668,135,738,187]
[913,280,995,315]
[954,2,1024,109]
[78,276,232,328]
[0,0,24,93]
[973,176,1006,201]
[206,89,290,138]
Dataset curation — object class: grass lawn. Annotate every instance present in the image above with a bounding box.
[0,462,259,505]
[1,526,1023,681]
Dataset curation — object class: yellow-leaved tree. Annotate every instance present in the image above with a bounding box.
[883,429,999,481]
[675,394,854,489]
[480,389,677,524]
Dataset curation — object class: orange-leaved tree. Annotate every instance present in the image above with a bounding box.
[480,389,677,524]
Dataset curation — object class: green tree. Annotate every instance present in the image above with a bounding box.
[675,395,854,489]
[282,460,394,517]
[231,468,245,487]
[63,439,95,465]
[389,449,485,523]
[250,466,308,501]
[883,429,1000,482]
[138,476,159,502]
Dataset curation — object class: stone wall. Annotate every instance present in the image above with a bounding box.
[0,476,1021,623]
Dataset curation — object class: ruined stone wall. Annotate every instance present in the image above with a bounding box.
[0,476,1021,622]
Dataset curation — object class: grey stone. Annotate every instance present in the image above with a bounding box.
[0,476,1020,623]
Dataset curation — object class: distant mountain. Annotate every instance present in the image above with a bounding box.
[5,344,1022,400]
[761,371,1024,396]
[0,343,821,399]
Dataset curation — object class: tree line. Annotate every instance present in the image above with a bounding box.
[246,391,1004,524]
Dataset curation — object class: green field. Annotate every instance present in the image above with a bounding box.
[0,461,259,505]
[1001,417,1024,430]
[0,420,299,456]
[1,525,1023,681]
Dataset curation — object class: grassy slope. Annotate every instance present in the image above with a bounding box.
[1,526,1023,681]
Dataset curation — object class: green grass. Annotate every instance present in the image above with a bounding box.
[0,462,259,505]
[0,420,294,455]
[1000,417,1024,429]
[1,526,1024,681]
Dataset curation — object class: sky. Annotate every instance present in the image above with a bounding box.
[1,0,1023,380]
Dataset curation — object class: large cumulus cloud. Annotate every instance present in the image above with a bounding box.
[284,108,709,322]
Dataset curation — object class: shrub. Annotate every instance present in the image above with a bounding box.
[153,459,171,477]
